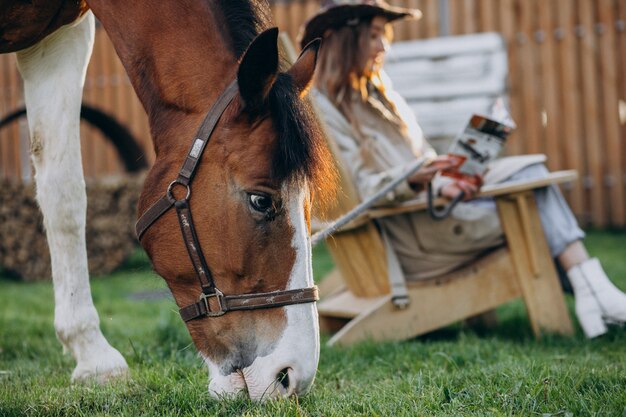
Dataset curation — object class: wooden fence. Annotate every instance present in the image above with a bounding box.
[1,0,625,227]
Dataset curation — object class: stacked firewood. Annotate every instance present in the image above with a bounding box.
[0,175,145,281]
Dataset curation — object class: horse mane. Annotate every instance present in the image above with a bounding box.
[267,74,336,205]
[215,0,272,58]
[216,0,336,204]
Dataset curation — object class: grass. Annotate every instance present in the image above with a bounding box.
[1,230,625,416]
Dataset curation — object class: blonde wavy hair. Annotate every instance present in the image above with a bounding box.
[314,19,396,135]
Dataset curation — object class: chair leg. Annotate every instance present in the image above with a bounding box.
[496,191,574,337]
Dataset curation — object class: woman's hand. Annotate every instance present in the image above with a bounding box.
[440,175,483,201]
[407,155,457,192]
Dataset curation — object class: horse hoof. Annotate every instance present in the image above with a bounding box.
[71,350,129,384]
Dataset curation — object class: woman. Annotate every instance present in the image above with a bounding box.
[301,0,626,338]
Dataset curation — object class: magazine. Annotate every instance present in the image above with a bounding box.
[443,99,516,179]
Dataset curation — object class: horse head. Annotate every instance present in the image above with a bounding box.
[137,28,333,400]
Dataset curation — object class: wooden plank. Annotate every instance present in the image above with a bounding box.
[318,170,578,234]
[450,0,463,36]
[499,0,522,157]
[325,248,521,346]
[463,0,477,34]
[422,0,439,39]
[515,193,540,277]
[620,0,626,114]
[412,0,426,40]
[537,0,562,171]
[555,0,586,223]
[325,223,390,297]
[597,0,624,226]
[516,0,542,156]
[367,170,578,219]
[578,0,607,226]
[392,0,408,41]
[407,0,421,40]
[495,191,574,337]
[479,0,497,32]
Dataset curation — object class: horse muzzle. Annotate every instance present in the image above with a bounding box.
[208,361,316,400]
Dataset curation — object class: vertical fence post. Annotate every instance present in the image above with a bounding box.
[438,0,449,36]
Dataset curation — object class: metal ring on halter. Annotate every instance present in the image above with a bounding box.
[167,180,191,202]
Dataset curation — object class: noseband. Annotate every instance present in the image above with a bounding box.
[135,79,318,322]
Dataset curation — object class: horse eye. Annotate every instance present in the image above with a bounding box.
[249,193,273,213]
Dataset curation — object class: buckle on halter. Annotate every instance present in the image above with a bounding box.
[199,288,226,317]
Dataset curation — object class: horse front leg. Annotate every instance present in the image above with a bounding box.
[15,12,128,383]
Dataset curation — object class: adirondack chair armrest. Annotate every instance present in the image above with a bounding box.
[311,170,578,234]
[368,169,577,220]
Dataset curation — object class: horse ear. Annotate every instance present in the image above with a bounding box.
[287,38,321,98]
[238,27,279,109]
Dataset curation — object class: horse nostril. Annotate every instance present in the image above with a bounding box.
[277,368,291,392]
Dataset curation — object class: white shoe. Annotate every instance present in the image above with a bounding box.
[567,261,607,338]
[579,258,626,324]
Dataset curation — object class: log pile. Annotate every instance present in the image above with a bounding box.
[0,175,145,281]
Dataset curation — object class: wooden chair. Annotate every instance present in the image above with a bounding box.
[280,32,576,346]
[316,172,577,345]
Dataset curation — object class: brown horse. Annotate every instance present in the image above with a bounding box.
[1,0,334,400]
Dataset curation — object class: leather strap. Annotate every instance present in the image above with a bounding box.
[136,195,175,240]
[135,79,239,239]
[175,199,215,293]
[179,286,319,322]
[176,80,240,185]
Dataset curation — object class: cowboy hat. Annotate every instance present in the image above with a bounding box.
[299,0,422,48]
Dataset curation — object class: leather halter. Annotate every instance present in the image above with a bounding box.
[135,79,319,322]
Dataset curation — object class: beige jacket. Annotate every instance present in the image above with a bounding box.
[313,87,544,280]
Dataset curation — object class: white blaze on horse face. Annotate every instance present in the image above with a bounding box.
[205,184,320,400]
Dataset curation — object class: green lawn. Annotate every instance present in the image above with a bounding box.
[1,230,625,416]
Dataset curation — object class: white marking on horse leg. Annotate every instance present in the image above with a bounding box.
[16,12,128,383]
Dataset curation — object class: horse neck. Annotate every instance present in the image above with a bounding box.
[87,0,242,153]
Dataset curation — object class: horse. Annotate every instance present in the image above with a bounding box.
[1,0,335,400]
